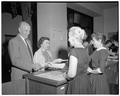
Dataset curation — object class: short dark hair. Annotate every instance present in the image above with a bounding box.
[91,32,106,44]
[38,37,50,48]
[105,40,112,45]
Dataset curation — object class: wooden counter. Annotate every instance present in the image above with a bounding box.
[23,70,67,94]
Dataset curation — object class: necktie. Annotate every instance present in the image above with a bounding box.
[25,39,33,59]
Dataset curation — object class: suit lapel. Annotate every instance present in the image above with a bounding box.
[26,39,33,57]
[17,35,27,48]
[17,35,33,58]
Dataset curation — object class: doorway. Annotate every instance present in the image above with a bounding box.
[67,8,93,45]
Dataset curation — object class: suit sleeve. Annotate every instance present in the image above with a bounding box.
[8,39,32,72]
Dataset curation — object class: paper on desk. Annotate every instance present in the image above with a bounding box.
[49,63,65,69]
[35,71,66,81]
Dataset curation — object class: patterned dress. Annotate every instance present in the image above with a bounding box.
[33,49,53,69]
[67,48,91,94]
[42,50,52,63]
[90,48,109,94]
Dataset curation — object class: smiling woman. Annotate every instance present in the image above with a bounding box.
[33,37,65,71]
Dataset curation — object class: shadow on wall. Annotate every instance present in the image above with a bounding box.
[57,48,69,68]
[2,40,12,83]
[57,48,68,60]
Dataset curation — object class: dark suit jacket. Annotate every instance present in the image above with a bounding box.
[8,34,33,81]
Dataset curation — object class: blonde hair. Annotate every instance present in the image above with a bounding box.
[69,26,86,46]
[69,27,85,40]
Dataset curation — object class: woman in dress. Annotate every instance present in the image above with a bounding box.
[64,26,91,94]
[33,37,63,71]
[88,32,109,94]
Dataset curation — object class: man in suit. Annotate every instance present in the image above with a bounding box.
[8,21,34,81]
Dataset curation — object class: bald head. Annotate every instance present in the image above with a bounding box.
[18,21,31,39]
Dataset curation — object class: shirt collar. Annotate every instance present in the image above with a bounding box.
[96,47,107,51]
[19,34,25,41]
[19,34,27,46]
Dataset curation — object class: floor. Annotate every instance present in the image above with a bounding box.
[109,83,119,94]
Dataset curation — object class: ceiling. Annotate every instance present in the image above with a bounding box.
[94,2,118,9]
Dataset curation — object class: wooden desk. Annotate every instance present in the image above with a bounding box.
[23,70,67,94]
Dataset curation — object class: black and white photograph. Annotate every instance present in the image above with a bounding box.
[1,1,119,95]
